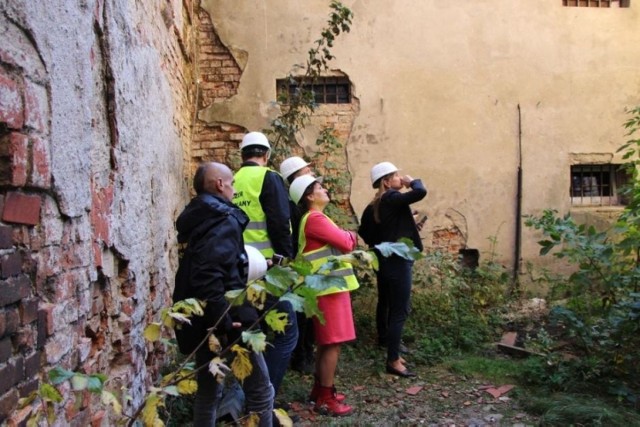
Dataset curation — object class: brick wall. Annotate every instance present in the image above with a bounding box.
[0,0,195,423]
[190,7,246,180]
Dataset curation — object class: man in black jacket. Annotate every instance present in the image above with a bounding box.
[233,132,298,399]
[174,162,273,427]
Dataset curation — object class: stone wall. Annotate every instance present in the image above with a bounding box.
[0,0,194,424]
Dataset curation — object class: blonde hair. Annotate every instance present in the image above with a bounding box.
[370,171,395,223]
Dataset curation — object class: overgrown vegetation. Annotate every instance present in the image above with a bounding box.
[521,106,640,417]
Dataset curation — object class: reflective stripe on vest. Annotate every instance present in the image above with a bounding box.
[233,166,274,258]
[298,211,359,296]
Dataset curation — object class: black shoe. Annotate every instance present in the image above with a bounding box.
[386,364,416,378]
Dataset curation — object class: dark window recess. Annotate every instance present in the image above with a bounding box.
[563,0,630,7]
[276,77,351,104]
[570,164,631,206]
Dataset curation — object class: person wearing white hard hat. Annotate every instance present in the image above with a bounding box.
[358,162,427,378]
[173,162,274,426]
[291,174,358,416]
[279,156,318,374]
[279,156,312,184]
[233,131,298,400]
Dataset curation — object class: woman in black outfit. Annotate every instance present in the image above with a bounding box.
[358,162,427,377]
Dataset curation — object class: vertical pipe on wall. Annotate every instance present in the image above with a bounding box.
[513,104,523,289]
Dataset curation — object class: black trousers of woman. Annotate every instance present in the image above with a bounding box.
[376,255,414,363]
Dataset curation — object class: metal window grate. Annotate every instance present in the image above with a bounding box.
[570,164,629,206]
[276,77,351,104]
[563,0,630,7]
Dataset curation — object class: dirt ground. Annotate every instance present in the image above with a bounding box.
[279,345,539,427]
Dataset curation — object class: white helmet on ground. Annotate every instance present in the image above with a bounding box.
[244,245,268,283]
[240,132,271,150]
[289,174,323,204]
[370,161,399,188]
[280,156,311,181]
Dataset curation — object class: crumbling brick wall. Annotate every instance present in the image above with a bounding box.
[0,0,195,424]
[190,7,246,180]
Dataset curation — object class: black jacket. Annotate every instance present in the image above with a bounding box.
[173,193,258,353]
[358,179,427,252]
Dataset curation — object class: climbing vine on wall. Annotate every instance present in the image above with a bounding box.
[265,0,356,227]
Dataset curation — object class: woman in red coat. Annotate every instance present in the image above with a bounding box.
[290,174,359,416]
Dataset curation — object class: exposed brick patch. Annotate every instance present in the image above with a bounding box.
[0,132,29,187]
[1,252,22,278]
[0,68,24,130]
[3,308,20,337]
[18,378,39,398]
[0,356,24,395]
[24,351,42,378]
[90,179,114,268]
[0,226,13,249]
[19,298,39,325]
[432,227,466,254]
[31,136,51,188]
[2,192,41,226]
[12,325,35,352]
[0,388,19,423]
[38,303,55,338]
[0,275,31,306]
[0,337,12,364]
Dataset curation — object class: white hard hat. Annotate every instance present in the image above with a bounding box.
[240,132,271,150]
[289,175,323,204]
[280,156,311,181]
[244,245,268,283]
[370,161,399,188]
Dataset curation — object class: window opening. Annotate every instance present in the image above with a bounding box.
[276,77,351,104]
[570,164,630,206]
[563,0,630,7]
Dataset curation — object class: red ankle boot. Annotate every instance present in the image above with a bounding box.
[313,385,353,416]
[309,381,346,403]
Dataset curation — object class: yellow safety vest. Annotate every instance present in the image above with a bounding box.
[298,211,359,296]
[233,166,274,258]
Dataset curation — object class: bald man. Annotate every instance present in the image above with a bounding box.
[174,162,274,426]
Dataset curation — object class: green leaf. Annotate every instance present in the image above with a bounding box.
[163,385,180,397]
[264,309,289,334]
[280,293,306,313]
[70,374,89,391]
[225,289,246,305]
[48,367,74,385]
[304,274,346,292]
[39,383,63,403]
[265,266,298,295]
[144,323,162,342]
[289,256,314,276]
[247,283,267,310]
[375,239,423,261]
[242,330,268,353]
[86,375,104,393]
[101,390,122,415]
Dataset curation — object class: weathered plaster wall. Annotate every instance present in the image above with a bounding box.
[200,0,640,271]
[0,0,193,423]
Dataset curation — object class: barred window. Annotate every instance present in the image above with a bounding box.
[276,77,351,104]
[570,164,630,206]
[563,0,630,7]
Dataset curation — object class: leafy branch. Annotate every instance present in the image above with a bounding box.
[266,1,353,162]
